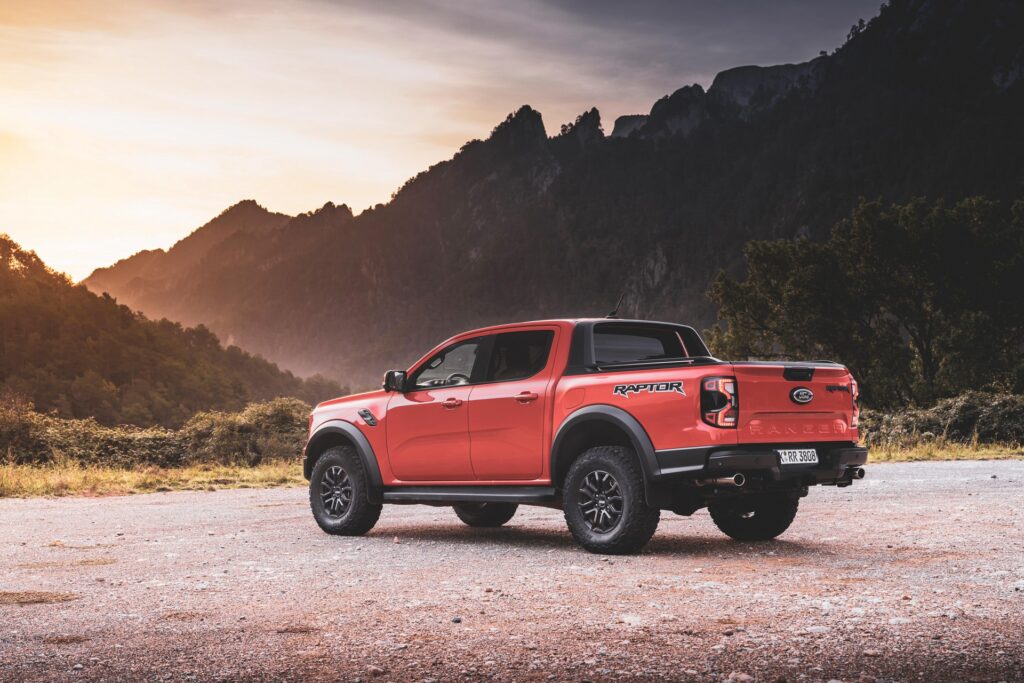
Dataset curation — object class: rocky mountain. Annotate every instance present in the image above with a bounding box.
[85,199,292,323]
[85,0,1024,390]
[1,236,341,427]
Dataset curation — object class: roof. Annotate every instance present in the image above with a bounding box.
[445,317,696,339]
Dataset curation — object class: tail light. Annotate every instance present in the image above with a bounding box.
[701,376,738,428]
[850,378,860,428]
[308,413,314,437]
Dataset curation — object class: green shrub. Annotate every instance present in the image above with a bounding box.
[0,393,48,463]
[181,397,310,466]
[861,391,1024,447]
[0,395,310,468]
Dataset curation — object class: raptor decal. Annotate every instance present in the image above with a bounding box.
[612,381,686,398]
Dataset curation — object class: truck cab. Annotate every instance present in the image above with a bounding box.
[303,319,867,554]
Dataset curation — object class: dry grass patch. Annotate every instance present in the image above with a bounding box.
[868,441,1024,462]
[4,442,1019,499]
[44,540,113,550]
[0,459,303,498]
[0,591,78,606]
[275,624,318,634]
[161,610,204,622]
[18,558,115,570]
[43,635,89,644]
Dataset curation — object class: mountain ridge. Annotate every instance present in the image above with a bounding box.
[83,0,1024,390]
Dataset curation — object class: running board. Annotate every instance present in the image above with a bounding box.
[382,486,557,505]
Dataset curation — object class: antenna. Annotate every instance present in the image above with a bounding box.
[606,291,625,319]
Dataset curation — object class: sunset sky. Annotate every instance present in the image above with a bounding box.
[0,0,878,280]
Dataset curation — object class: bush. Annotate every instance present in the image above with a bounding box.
[181,398,310,466]
[0,393,48,463]
[0,395,311,468]
[861,391,1024,447]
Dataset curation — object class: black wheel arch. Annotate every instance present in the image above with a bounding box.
[550,405,662,506]
[303,421,384,504]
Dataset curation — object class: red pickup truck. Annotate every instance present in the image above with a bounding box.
[303,319,867,554]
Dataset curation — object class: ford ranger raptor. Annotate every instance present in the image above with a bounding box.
[303,319,867,554]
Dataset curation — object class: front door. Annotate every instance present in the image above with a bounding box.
[386,338,484,482]
[468,329,556,480]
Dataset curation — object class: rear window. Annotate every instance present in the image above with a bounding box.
[594,325,687,364]
[484,330,554,382]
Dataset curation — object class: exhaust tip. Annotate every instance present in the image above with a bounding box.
[851,467,866,480]
[694,473,747,487]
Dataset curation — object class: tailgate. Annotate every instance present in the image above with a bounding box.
[730,362,857,443]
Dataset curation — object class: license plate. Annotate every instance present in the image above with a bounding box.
[777,448,818,465]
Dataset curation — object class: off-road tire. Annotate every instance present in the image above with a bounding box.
[309,446,382,535]
[453,502,519,527]
[562,446,660,555]
[708,495,799,541]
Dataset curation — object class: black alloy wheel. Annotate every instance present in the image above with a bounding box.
[577,470,624,532]
[319,465,353,518]
[309,446,382,535]
[562,446,660,554]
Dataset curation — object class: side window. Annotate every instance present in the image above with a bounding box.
[411,339,483,389]
[485,330,554,382]
[593,325,686,364]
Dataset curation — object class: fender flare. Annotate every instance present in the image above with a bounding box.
[550,405,660,494]
[303,420,384,503]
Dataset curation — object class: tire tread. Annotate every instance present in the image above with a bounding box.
[453,503,518,527]
[309,446,382,536]
[708,495,799,541]
[562,446,660,555]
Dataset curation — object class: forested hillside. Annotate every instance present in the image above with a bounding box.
[709,197,1024,408]
[0,236,341,427]
[85,0,1024,390]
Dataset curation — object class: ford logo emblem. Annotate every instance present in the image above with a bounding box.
[790,387,814,404]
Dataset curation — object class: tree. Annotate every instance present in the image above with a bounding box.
[70,371,120,424]
[0,235,343,427]
[707,198,1024,408]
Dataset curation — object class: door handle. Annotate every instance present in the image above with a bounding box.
[441,397,463,409]
[515,391,539,403]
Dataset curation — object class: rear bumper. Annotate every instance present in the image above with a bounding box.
[654,442,868,485]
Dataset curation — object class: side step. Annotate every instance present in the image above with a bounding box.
[382,486,557,505]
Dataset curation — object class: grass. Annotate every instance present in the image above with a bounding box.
[868,441,1024,462]
[0,458,303,498]
[0,591,79,606]
[2,443,1022,498]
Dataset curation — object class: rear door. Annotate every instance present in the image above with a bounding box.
[730,363,856,444]
[467,328,557,480]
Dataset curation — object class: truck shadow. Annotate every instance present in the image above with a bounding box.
[367,522,841,559]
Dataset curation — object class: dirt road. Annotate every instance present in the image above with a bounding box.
[1,461,1022,682]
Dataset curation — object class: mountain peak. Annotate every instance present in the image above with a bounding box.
[709,58,826,110]
[640,84,708,138]
[217,198,274,219]
[301,201,355,221]
[488,105,547,146]
[610,114,647,139]
[558,107,603,145]
[84,199,292,296]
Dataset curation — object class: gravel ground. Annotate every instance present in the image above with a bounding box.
[1,460,1022,683]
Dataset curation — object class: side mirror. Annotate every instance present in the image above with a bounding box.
[382,370,407,393]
